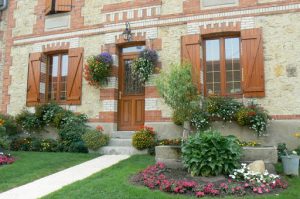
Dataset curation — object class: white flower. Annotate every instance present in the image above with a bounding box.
[292,151,298,155]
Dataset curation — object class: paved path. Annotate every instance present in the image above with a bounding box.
[0,155,130,199]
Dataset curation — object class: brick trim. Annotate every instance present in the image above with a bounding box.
[101,0,162,13]
[1,0,17,113]
[42,42,70,52]
[200,22,241,35]
[271,115,300,120]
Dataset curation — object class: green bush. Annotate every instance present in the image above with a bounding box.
[15,110,44,132]
[206,96,243,122]
[236,107,254,126]
[156,63,199,121]
[277,143,288,162]
[82,129,109,151]
[191,110,210,131]
[35,102,63,125]
[10,137,59,152]
[182,131,242,176]
[172,110,184,126]
[0,114,20,136]
[132,127,156,150]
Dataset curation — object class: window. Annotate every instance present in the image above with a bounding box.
[204,37,241,96]
[46,0,72,15]
[47,54,69,102]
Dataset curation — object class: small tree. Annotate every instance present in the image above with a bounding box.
[156,63,199,138]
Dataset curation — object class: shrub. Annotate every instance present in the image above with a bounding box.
[132,126,156,150]
[182,131,242,176]
[158,138,181,146]
[0,114,20,136]
[58,122,88,153]
[84,52,113,87]
[10,137,59,152]
[191,110,210,131]
[15,110,44,132]
[277,143,288,162]
[206,96,243,122]
[156,63,199,121]
[172,110,184,126]
[236,107,254,126]
[35,102,63,125]
[82,127,109,151]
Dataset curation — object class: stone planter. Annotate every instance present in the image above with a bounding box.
[155,146,183,169]
[241,146,278,164]
[155,145,278,170]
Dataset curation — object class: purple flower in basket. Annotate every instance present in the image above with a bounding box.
[95,52,113,65]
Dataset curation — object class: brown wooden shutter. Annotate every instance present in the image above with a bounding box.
[45,0,52,14]
[241,28,265,97]
[27,53,43,106]
[181,34,201,93]
[55,0,72,12]
[67,48,83,105]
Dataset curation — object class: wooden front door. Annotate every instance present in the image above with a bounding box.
[118,51,145,131]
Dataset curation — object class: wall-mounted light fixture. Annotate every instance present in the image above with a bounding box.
[0,0,8,11]
[122,22,133,42]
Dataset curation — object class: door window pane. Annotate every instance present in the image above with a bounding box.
[225,38,241,94]
[124,59,144,95]
[205,39,221,95]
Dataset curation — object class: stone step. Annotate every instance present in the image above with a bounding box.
[109,138,132,147]
[111,131,135,139]
[100,146,147,155]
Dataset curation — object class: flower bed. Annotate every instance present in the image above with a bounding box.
[132,163,288,198]
[0,152,15,165]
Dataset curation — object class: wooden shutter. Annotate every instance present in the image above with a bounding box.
[55,0,72,12]
[241,28,265,97]
[181,34,201,93]
[27,53,45,106]
[45,0,52,14]
[67,48,83,105]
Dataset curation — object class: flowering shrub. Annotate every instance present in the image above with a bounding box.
[82,126,109,151]
[132,126,156,150]
[10,137,59,152]
[0,152,15,165]
[182,131,242,176]
[132,49,158,84]
[191,110,210,131]
[238,140,260,147]
[84,52,113,87]
[158,138,181,146]
[137,162,287,198]
[229,163,288,193]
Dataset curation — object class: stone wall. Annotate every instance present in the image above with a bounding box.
[1,0,300,141]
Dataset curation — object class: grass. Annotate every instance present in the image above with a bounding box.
[44,155,300,199]
[0,151,98,192]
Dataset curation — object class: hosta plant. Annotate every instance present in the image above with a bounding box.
[182,131,242,176]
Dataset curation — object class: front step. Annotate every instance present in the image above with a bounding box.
[111,131,135,139]
[109,138,132,146]
[100,146,147,155]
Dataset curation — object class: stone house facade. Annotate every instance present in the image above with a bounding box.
[0,0,299,147]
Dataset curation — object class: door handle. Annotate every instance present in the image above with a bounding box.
[119,91,122,100]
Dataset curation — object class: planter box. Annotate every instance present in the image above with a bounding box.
[241,146,278,164]
[155,146,278,169]
[155,146,183,169]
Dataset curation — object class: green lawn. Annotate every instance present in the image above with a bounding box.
[44,155,300,199]
[0,151,98,192]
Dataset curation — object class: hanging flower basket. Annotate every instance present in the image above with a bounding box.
[132,49,158,84]
[84,52,113,88]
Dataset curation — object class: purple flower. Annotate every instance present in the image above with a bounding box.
[95,52,113,65]
[139,49,158,65]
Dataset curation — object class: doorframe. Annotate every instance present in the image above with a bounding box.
[117,41,146,131]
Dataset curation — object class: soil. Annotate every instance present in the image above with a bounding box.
[130,167,285,198]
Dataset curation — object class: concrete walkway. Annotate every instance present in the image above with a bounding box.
[0,155,130,199]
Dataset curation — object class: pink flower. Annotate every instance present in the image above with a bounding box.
[195,191,205,197]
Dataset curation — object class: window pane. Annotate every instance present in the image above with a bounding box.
[122,46,145,53]
[60,55,68,100]
[205,39,221,95]
[48,55,59,101]
[225,38,241,94]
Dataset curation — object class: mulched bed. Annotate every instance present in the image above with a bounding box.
[130,163,287,198]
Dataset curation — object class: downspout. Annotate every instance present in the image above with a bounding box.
[0,0,8,11]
